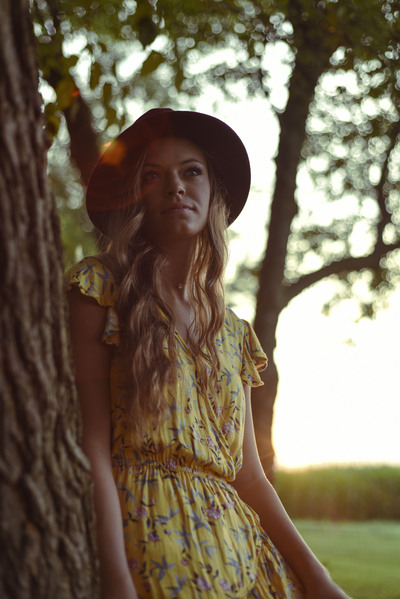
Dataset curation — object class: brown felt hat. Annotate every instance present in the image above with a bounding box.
[86,108,251,234]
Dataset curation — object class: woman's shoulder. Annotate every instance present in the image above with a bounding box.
[65,255,117,307]
[224,306,248,332]
[223,307,268,380]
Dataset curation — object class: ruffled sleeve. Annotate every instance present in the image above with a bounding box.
[64,256,120,346]
[240,319,268,387]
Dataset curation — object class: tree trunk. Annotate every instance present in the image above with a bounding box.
[41,0,100,186]
[64,91,101,186]
[0,2,99,597]
[252,46,331,479]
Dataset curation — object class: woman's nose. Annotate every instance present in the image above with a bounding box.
[164,171,185,196]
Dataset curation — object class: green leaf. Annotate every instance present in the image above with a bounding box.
[138,16,158,48]
[102,82,113,104]
[55,78,79,111]
[131,2,158,48]
[44,102,61,139]
[89,62,102,90]
[105,105,118,126]
[175,66,184,91]
[64,54,80,69]
[140,51,164,76]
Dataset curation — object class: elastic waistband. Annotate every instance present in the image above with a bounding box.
[112,456,234,485]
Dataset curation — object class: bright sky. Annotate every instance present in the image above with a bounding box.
[273,288,400,470]
[190,92,400,472]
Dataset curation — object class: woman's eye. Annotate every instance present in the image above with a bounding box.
[142,170,159,183]
[186,166,202,176]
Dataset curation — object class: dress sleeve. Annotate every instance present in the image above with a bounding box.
[241,320,268,387]
[64,256,120,346]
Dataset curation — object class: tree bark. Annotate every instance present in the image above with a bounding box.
[0,2,99,597]
[252,36,331,479]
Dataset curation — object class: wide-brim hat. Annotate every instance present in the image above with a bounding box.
[86,108,251,234]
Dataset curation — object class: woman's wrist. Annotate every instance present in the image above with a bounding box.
[296,555,333,590]
[300,563,350,599]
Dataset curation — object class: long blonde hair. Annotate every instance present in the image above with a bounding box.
[102,148,229,435]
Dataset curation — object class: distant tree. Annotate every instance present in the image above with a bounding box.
[32,0,400,477]
[0,1,98,597]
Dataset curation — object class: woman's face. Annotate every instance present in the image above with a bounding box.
[139,137,211,249]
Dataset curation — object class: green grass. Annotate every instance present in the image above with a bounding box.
[275,466,400,520]
[294,520,400,599]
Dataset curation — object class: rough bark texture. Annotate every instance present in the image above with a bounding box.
[0,2,99,597]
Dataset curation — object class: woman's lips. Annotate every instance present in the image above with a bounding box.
[162,204,193,213]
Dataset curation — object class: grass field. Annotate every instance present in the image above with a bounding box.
[294,520,400,599]
[275,466,400,520]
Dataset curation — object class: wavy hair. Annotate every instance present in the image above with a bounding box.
[101,149,229,436]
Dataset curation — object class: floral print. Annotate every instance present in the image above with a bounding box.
[65,256,304,599]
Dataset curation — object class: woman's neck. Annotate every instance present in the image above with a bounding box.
[158,246,196,342]
[159,242,195,297]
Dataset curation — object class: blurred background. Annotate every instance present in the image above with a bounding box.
[35,0,400,472]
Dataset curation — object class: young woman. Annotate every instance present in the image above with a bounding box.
[66,108,350,599]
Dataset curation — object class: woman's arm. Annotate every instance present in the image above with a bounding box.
[67,287,138,599]
[231,385,351,599]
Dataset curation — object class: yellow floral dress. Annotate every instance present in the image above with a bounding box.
[65,256,304,599]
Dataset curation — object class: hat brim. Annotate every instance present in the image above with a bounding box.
[86,109,251,234]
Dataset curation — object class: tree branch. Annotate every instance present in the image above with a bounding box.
[63,93,100,186]
[284,241,400,303]
[376,118,400,240]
